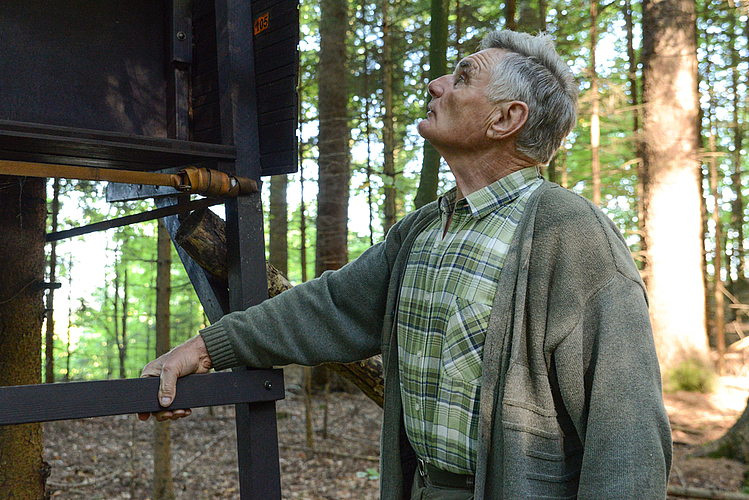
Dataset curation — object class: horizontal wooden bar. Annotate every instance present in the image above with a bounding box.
[0,120,236,172]
[0,369,284,426]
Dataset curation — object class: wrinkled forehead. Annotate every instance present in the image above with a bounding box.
[455,48,508,76]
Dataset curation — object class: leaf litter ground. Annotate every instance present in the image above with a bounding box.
[43,372,749,499]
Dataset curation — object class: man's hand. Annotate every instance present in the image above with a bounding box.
[137,335,213,422]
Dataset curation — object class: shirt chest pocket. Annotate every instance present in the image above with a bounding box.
[441,297,492,384]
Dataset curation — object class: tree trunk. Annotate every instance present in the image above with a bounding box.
[0,176,48,499]
[153,220,176,500]
[382,0,397,234]
[695,394,749,463]
[45,177,60,383]
[708,134,726,375]
[413,0,448,209]
[316,0,350,276]
[174,208,385,407]
[269,175,289,276]
[505,0,517,30]
[589,0,601,206]
[624,0,648,275]
[730,13,745,279]
[119,269,128,379]
[641,0,708,369]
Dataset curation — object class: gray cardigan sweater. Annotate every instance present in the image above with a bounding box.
[201,180,672,499]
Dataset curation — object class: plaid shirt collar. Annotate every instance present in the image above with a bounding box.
[438,166,541,220]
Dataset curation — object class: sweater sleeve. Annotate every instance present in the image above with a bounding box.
[553,272,672,499]
[200,205,426,371]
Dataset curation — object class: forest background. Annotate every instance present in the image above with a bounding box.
[3,0,749,496]
[39,0,741,384]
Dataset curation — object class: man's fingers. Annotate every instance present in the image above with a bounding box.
[158,365,180,407]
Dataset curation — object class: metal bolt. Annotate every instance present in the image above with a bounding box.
[176,31,187,41]
[264,380,273,391]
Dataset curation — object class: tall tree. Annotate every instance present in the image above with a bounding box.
[381,0,397,234]
[269,175,289,276]
[624,0,647,272]
[413,0,448,209]
[316,0,350,276]
[45,177,61,383]
[730,10,745,279]
[641,0,708,368]
[589,0,601,206]
[0,176,48,499]
[153,220,175,500]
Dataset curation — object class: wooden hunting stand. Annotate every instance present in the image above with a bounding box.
[0,0,298,498]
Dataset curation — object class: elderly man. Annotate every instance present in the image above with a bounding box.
[140,30,672,499]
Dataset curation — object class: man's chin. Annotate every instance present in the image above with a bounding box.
[416,119,432,140]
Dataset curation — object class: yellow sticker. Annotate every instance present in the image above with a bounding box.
[254,12,269,35]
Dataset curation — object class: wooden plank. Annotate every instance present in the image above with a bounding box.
[0,120,235,171]
[0,0,168,135]
[0,370,284,426]
[260,151,297,177]
[260,120,296,154]
[259,106,296,127]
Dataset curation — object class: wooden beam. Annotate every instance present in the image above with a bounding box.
[0,369,283,426]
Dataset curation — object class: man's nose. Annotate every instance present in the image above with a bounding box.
[427,75,448,97]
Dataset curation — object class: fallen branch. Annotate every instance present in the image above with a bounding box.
[668,485,749,500]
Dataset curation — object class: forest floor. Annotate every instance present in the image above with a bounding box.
[43,369,749,500]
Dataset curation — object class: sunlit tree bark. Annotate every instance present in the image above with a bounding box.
[641,0,709,368]
[316,0,350,275]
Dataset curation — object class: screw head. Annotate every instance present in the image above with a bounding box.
[176,31,187,41]
[264,381,273,391]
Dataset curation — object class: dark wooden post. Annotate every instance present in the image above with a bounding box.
[215,0,282,498]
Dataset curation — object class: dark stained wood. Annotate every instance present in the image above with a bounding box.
[0,370,284,426]
[0,0,167,135]
[0,120,235,172]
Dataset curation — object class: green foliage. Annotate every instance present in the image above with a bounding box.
[356,467,380,480]
[44,184,207,381]
[663,358,718,393]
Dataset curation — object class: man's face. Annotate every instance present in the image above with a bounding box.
[417,48,507,153]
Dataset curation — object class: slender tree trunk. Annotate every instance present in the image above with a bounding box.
[0,176,48,499]
[641,0,708,368]
[316,0,350,276]
[45,177,60,383]
[119,269,128,379]
[625,0,648,274]
[731,13,745,279]
[153,220,175,500]
[64,255,73,382]
[590,0,601,206]
[413,0,448,209]
[708,134,726,375]
[382,0,397,234]
[505,0,517,30]
[269,175,289,276]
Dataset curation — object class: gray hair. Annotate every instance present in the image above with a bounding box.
[479,30,578,165]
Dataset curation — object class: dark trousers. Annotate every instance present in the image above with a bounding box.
[410,471,474,500]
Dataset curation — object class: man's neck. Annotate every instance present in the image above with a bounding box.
[446,148,536,199]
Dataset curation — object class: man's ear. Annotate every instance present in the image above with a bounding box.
[487,101,529,141]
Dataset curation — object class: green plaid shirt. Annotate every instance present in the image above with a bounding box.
[397,167,542,475]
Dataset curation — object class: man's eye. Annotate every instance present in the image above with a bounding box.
[455,74,466,85]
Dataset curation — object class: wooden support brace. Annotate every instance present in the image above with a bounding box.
[0,369,284,426]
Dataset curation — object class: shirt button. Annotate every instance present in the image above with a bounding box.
[414,403,420,412]
[417,350,423,357]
